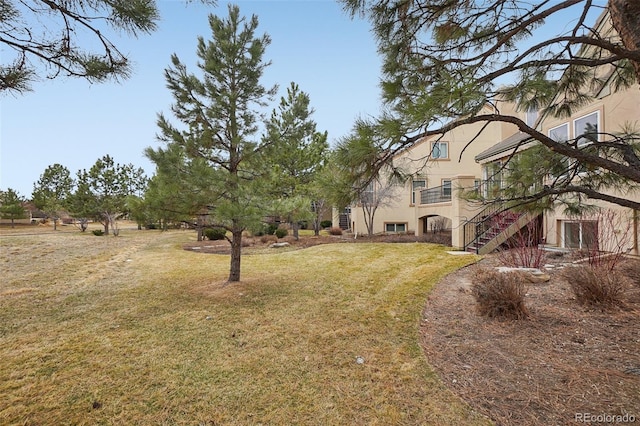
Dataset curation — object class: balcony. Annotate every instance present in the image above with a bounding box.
[419,185,452,204]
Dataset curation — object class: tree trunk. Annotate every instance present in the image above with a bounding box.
[313,218,320,236]
[196,215,203,241]
[228,227,243,282]
[609,0,640,84]
[292,221,299,240]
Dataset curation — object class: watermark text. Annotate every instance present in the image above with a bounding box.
[575,413,636,423]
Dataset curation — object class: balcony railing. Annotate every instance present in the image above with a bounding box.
[419,185,452,204]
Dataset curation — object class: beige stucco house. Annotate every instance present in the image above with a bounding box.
[475,11,639,256]
[349,10,639,256]
[475,85,640,255]
[348,100,528,245]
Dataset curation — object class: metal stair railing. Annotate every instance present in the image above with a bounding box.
[463,203,504,253]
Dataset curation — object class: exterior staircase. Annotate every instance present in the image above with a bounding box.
[464,206,537,255]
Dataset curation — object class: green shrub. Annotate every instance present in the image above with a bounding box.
[204,227,227,241]
[320,220,332,229]
[471,267,528,320]
[275,228,288,239]
[328,227,343,236]
[266,223,279,235]
[92,229,104,236]
[562,265,629,307]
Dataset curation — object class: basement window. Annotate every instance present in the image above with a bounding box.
[385,223,407,233]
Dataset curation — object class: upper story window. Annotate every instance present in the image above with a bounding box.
[574,111,599,147]
[549,123,569,142]
[361,181,374,204]
[442,179,452,197]
[411,179,426,204]
[525,108,538,128]
[431,141,449,159]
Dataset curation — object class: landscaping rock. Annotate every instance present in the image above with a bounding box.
[269,242,290,248]
[495,266,551,283]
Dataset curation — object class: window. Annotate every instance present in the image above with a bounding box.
[563,221,598,249]
[549,123,569,142]
[574,111,599,147]
[385,223,406,233]
[361,182,374,204]
[525,108,538,128]
[482,162,503,198]
[548,123,571,178]
[412,179,426,204]
[442,179,452,197]
[431,141,449,159]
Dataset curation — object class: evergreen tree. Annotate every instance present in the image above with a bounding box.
[149,4,276,282]
[144,144,211,233]
[262,82,328,239]
[32,163,73,230]
[1,0,215,93]
[70,155,138,235]
[0,188,27,227]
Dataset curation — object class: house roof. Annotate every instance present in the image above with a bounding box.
[475,132,533,162]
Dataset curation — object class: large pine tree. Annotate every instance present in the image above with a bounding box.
[150,4,276,282]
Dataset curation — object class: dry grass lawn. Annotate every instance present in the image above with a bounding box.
[0,227,488,425]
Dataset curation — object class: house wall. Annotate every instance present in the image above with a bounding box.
[350,104,522,236]
[540,82,640,255]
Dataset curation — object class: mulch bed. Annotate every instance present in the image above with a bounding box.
[420,255,640,425]
[182,232,451,254]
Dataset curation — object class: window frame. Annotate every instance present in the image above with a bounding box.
[385,222,407,233]
[430,141,449,160]
[573,111,600,147]
[442,179,452,197]
[548,123,569,142]
[525,108,538,128]
[562,220,598,250]
[411,179,426,204]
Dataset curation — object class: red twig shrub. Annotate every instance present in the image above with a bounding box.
[496,220,547,268]
[574,209,633,271]
[471,268,529,320]
[561,265,629,307]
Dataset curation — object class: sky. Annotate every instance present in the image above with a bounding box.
[0,0,383,197]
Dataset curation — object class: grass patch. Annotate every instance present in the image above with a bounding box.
[0,230,487,425]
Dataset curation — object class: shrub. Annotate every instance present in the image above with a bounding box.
[266,223,279,235]
[92,229,104,236]
[562,265,629,307]
[328,227,343,236]
[496,220,547,268]
[204,228,227,241]
[275,228,288,239]
[320,220,332,229]
[471,267,529,320]
[260,234,277,244]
